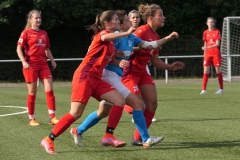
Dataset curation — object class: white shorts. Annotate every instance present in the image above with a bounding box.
[101,69,131,104]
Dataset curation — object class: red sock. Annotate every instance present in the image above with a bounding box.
[202,73,209,90]
[123,104,133,114]
[46,90,56,118]
[106,105,123,131]
[133,109,155,140]
[217,72,223,89]
[52,113,76,137]
[27,94,36,118]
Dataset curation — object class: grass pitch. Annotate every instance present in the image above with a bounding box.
[0,80,240,160]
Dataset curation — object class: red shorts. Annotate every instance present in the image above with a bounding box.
[203,55,221,66]
[121,72,155,95]
[71,75,115,104]
[22,63,52,82]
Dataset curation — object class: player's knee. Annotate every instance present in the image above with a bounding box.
[132,99,144,110]
[146,101,158,112]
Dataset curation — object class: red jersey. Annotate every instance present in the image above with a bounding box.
[203,28,221,56]
[17,28,50,65]
[74,30,115,81]
[124,24,159,76]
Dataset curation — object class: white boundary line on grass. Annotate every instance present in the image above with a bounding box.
[0,106,28,117]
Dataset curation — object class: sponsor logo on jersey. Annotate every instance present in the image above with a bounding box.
[18,38,23,43]
[35,39,46,47]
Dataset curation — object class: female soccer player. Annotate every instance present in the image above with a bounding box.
[121,4,185,146]
[124,9,157,122]
[200,17,223,95]
[40,10,156,154]
[69,9,178,149]
[16,10,59,126]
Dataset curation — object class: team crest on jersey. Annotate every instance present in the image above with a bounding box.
[133,85,139,92]
[128,39,133,47]
[38,39,42,44]
[35,39,46,47]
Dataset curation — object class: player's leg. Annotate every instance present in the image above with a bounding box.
[214,56,223,94]
[135,83,164,148]
[23,66,39,126]
[98,69,127,147]
[125,92,163,148]
[40,76,92,154]
[26,82,39,126]
[200,56,211,94]
[70,102,112,147]
[40,67,59,124]
[99,88,126,147]
[41,102,86,154]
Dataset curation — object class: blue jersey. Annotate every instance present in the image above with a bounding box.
[105,33,143,76]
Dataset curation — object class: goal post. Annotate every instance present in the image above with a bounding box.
[221,17,240,82]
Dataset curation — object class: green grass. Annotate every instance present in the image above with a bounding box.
[0,81,240,160]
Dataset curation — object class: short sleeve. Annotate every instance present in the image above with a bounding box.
[17,30,27,47]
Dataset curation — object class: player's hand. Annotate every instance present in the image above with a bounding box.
[22,61,29,69]
[202,46,207,50]
[127,26,136,34]
[168,32,179,40]
[119,60,129,68]
[169,61,185,71]
[51,60,57,69]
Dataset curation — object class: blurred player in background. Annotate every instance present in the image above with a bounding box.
[200,17,223,95]
[121,4,185,146]
[16,10,59,126]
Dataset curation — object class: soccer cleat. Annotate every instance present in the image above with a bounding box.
[70,128,83,147]
[215,89,224,94]
[101,137,126,147]
[40,137,57,154]
[29,119,40,126]
[142,136,164,148]
[131,138,143,146]
[200,90,207,95]
[49,117,59,125]
[152,118,157,122]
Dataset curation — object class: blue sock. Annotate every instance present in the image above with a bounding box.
[77,111,101,135]
[132,110,150,142]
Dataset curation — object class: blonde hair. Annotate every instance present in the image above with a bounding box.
[138,4,161,23]
[206,17,217,28]
[24,10,41,29]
